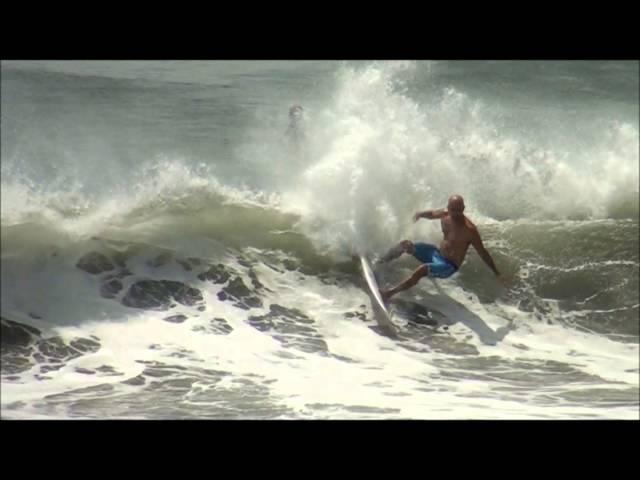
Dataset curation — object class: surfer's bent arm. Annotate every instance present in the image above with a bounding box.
[413,208,447,222]
[471,230,500,276]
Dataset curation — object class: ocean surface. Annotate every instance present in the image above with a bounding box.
[1,60,638,419]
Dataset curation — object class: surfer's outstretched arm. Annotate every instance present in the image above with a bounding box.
[470,229,507,285]
[413,208,447,222]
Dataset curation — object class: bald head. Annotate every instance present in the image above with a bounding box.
[447,195,465,219]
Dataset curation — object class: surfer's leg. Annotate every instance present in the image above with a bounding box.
[380,264,429,302]
[378,240,415,264]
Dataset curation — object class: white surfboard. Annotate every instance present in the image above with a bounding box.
[360,256,398,338]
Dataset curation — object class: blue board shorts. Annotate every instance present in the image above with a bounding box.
[412,242,459,279]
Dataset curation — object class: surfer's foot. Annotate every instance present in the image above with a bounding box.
[380,288,392,304]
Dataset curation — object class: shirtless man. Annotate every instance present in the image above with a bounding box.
[379,194,504,302]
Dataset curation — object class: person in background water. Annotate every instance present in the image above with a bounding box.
[285,105,305,149]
